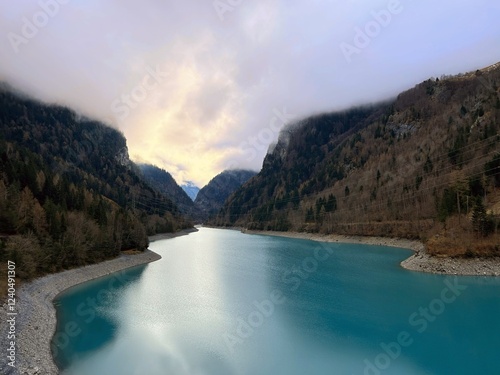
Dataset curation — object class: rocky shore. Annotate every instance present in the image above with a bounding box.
[243,229,500,277]
[0,228,198,375]
[2,227,497,374]
[0,249,163,375]
[401,253,500,276]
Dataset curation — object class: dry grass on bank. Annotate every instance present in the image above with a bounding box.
[426,216,500,257]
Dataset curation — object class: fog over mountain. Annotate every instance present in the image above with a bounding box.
[1,0,499,186]
[181,182,200,201]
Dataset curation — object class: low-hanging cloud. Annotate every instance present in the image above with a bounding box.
[1,0,499,186]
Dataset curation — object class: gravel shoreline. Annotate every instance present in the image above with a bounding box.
[1,250,161,375]
[3,228,497,374]
[242,230,500,276]
[0,229,195,375]
[0,228,198,375]
[401,253,500,276]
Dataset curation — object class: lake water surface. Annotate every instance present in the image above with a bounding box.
[53,228,500,375]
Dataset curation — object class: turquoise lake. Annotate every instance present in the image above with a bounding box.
[53,228,500,375]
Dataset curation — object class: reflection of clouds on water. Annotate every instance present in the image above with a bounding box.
[62,324,236,375]
[61,234,239,375]
[57,229,500,375]
[52,265,149,369]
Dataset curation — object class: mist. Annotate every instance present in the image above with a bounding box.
[1,0,499,186]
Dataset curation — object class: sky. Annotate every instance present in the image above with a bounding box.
[1,0,500,187]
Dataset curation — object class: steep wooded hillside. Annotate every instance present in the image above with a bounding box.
[0,87,191,279]
[195,169,257,221]
[138,164,200,221]
[214,63,500,256]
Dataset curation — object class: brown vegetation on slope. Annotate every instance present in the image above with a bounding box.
[214,63,500,257]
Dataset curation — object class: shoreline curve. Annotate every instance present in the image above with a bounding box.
[241,229,500,277]
[0,229,196,375]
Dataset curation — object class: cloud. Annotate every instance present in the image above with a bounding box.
[1,0,499,186]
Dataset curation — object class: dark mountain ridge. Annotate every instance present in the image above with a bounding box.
[0,87,191,279]
[138,164,200,222]
[195,169,257,221]
[213,62,500,256]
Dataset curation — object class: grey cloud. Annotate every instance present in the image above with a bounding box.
[1,0,499,186]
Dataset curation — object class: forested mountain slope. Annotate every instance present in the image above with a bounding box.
[138,164,200,222]
[195,169,257,221]
[213,63,500,256]
[0,87,191,279]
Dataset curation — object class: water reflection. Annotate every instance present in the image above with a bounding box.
[53,265,148,369]
[54,228,500,375]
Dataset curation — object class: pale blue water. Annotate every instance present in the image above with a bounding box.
[53,228,500,375]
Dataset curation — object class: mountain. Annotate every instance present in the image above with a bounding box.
[213,63,500,256]
[195,169,257,221]
[0,86,191,279]
[138,164,199,221]
[181,181,200,201]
